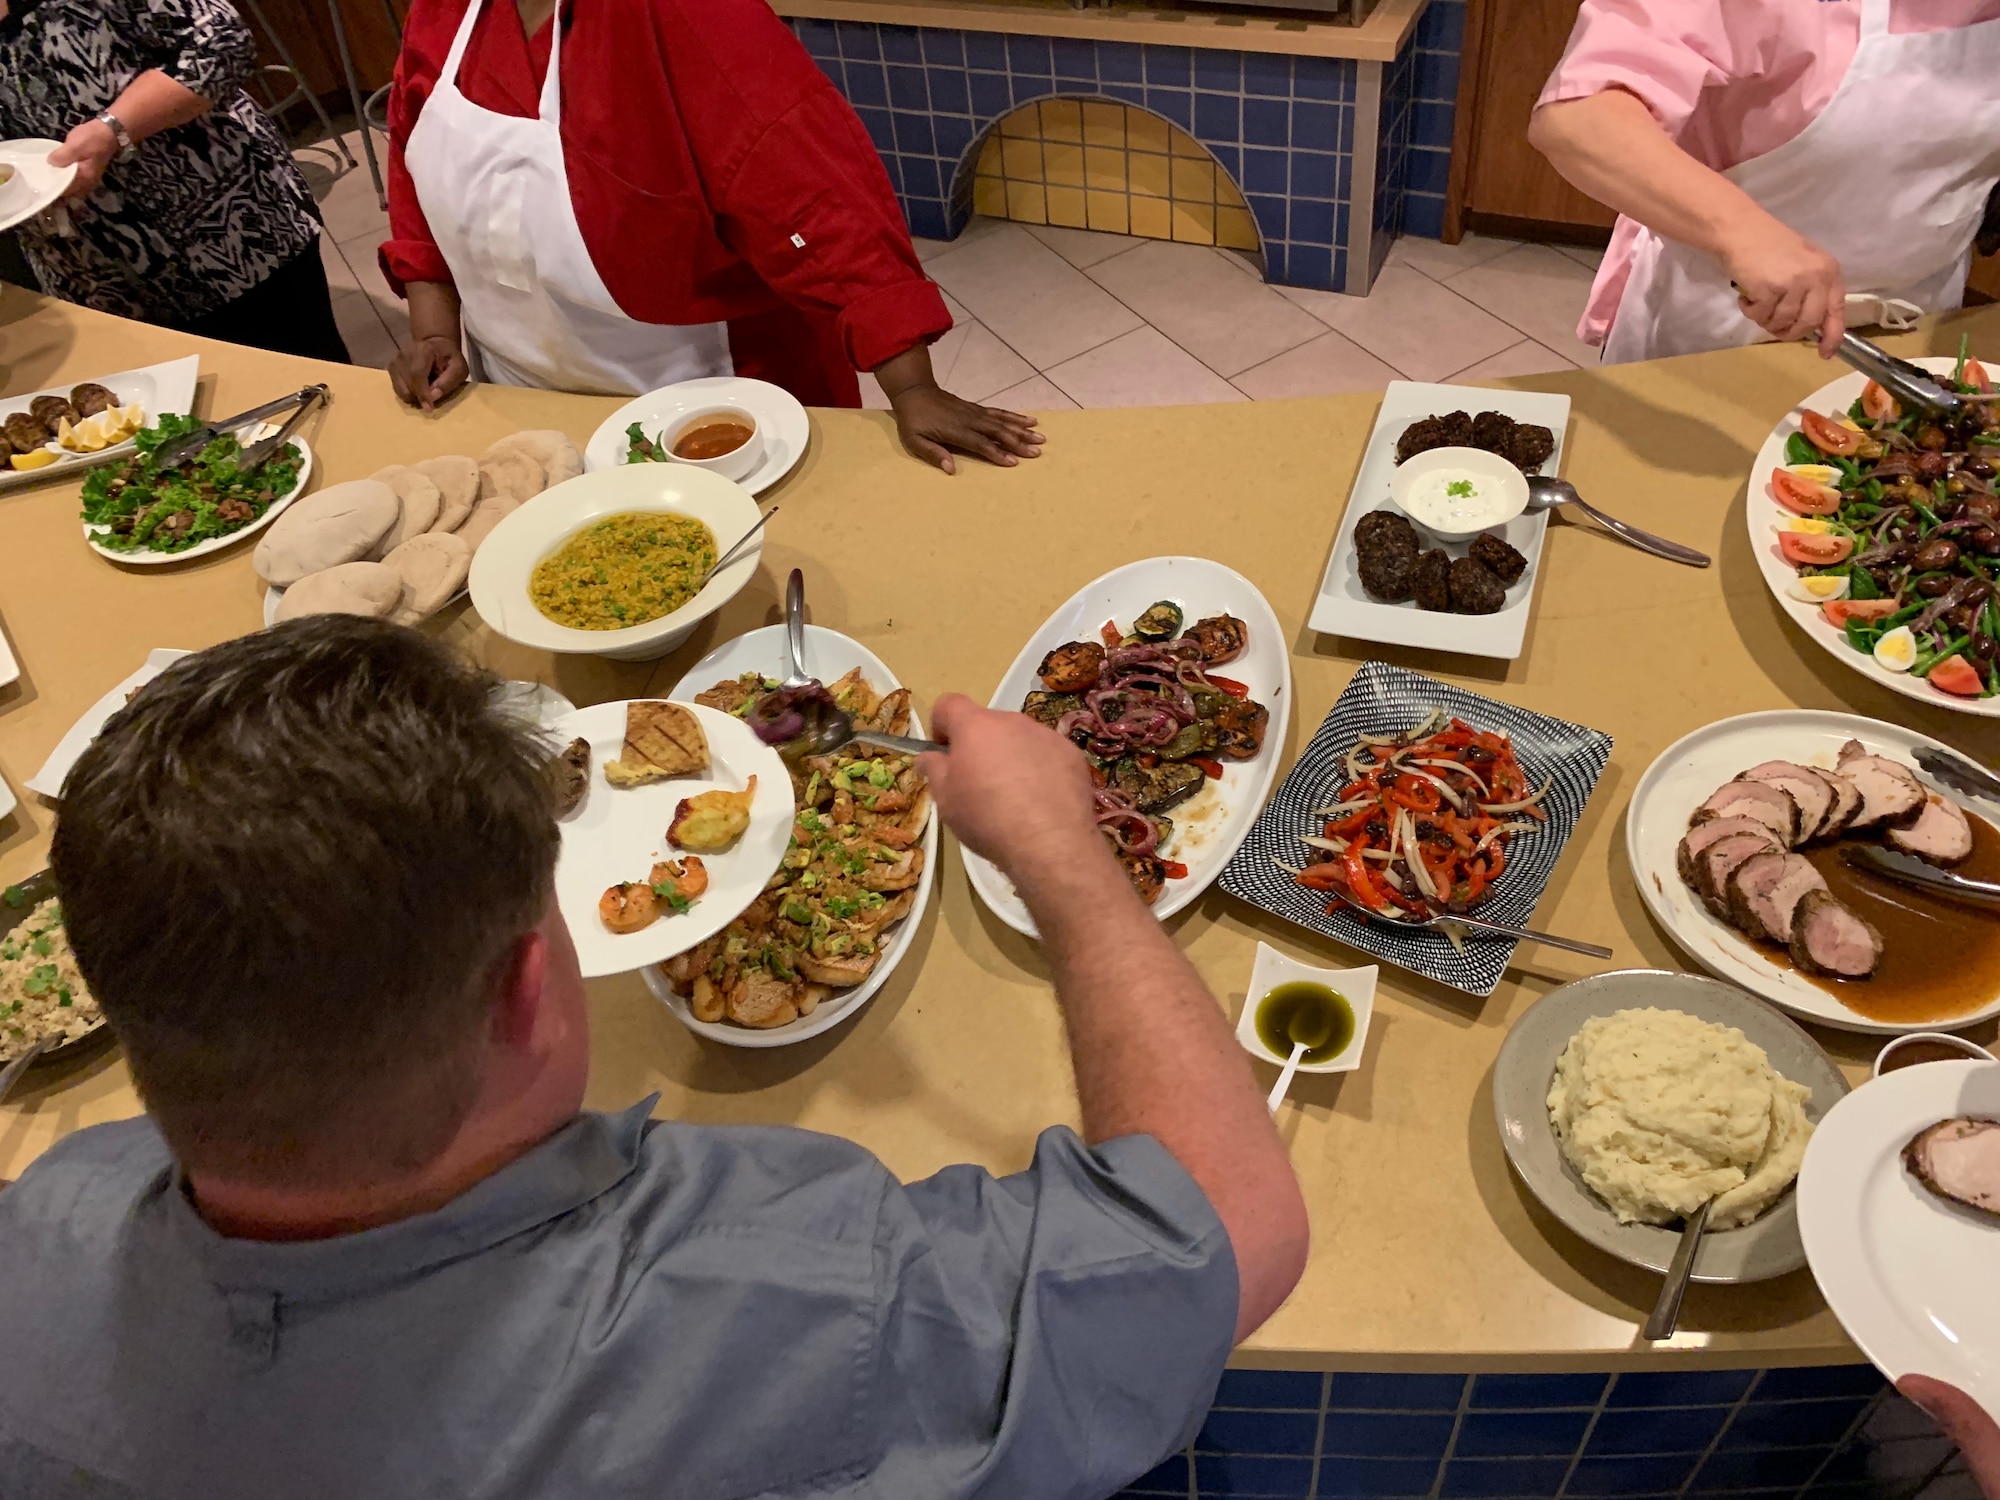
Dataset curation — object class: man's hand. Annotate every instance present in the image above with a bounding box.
[1721,213,1846,357]
[389,334,470,411]
[1901,1376,2000,1499]
[888,383,1045,474]
[918,694,1099,874]
[49,118,118,202]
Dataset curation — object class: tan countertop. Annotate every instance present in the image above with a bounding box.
[5,285,1997,1371]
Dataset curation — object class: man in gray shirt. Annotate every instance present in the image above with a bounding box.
[0,617,1308,1500]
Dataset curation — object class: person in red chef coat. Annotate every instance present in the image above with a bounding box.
[380,0,1042,473]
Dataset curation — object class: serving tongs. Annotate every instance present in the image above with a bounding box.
[1844,845,2000,912]
[150,384,328,469]
[1913,746,2000,804]
[1830,331,1971,419]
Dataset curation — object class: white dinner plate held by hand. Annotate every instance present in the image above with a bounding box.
[1800,1060,2000,1420]
[0,139,76,232]
[962,556,1291,940]
[584,376,809,496]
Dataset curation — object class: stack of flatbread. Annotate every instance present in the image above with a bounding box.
[260,431,583,626]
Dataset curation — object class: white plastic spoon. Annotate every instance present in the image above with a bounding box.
[1266,1039,1309,1115]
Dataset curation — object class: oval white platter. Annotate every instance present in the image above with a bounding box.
[1746,354,1999,718]
[962,555,1292,940]
[84,423,313,565]
[583,376,809,497]
[1626,707,2000,1035]
[1800,1059,2000,1419]
[643,624,939,1048]
[550,701,794,979]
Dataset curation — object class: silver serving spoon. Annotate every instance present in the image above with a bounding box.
[0,1035,53,1108]
[1327,888,1613,959]
[773,570,945,758]
[1525,477,1712,569]
[698,506,777,590]
[1644,1197,1714,1341]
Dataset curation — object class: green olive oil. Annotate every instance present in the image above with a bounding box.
[1255,981,1355,1065]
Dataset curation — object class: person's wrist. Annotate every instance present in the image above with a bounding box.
[1002,821,1120,893]
[78,118,119,162]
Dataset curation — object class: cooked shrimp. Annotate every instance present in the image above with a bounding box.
[649,856,709,904]
[599,881,660,934]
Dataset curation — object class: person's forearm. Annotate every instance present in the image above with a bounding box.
[1014,835,1309,1339]
[102,69,214,141]
[1529,90,1762,260]
[405,281,463,345]
[872,343,937,399]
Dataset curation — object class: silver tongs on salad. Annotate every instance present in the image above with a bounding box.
[150,384,329,469]
[1831,331,1971,420]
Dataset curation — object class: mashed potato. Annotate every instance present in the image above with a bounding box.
[1546,1007,1813,1230]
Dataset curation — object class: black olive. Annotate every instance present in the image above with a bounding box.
[1974,634,2000,665]
[1976,527,2000,556]
[1868,568,1899,594]
[1882,543,1916,566]
[1917,573,1956,598]
[1969,459,1996,479]
[1913,539,1962,571]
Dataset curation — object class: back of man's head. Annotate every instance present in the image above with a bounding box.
[50,617,560,1189]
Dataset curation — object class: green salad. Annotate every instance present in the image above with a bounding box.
[81,413,302,555]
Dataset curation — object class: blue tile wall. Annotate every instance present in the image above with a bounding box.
[1400,0,1464,240]
[1113,1365,1968,1500]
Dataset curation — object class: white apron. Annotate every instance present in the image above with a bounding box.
[1603,0,2000,364]
[400,0,730,395]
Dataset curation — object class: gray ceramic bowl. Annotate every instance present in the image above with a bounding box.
[1494,969,1849,1283]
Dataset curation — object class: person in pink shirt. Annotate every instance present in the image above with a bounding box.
[1529,0,2000,363]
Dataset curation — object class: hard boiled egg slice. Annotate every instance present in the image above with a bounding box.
[1873,625,1918,673]
[1775,516,1837,535]
[1787,463,1842,488]
[1787,573,1850,604]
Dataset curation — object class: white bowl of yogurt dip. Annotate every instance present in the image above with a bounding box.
[1389,446,1530,540]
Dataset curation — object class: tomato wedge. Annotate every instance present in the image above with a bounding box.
[1800,409,1862,457]
[1190,756,1226,780]
[1821,598,1900,628]
[1967,359,1993,394]
[1928,654,1987,697]
[1771,467,1841,516]
[1777,531,1855,567]
[1861,380,1900,422]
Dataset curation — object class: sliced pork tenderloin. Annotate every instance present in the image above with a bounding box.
[1739,761,1836,842]
[1725,851,1828,944]
[1836,741,1927,830]
[1788,890,1884,978]
[1811,767,1864,839]
[1886,793,1976,866]
[1905,1119,2000,1221]
[1692,779,1801,846]
[1677,817,1784,889]
[1692,833,1786,917]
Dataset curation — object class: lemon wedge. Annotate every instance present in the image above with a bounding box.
[10,448,59,471]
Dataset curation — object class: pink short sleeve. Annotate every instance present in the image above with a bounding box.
[1535,0,1730,138]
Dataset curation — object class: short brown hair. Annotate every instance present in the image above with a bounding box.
[50,617,559,1187]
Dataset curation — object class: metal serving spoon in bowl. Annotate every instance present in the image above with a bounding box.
[1525,476,1712,569]
[1643,1196,1714,1341]
[754,569,946,759]
[1327,887,1614,959]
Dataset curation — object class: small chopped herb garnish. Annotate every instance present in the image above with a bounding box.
[1445,479,1477,499]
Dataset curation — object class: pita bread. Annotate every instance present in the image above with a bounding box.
[604,701,709,787]
[254,480,400,586]
[273,562,406,622]
[478,449,543,506]
[486,429,583,487]
[383,532,473,624]
[413,454,479,532]
[454,492,518,554]
[371,465,442,550]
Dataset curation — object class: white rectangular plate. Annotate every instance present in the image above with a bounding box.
[0,355,199,493]
[25,648,190,799]
[1308,381,1572,660]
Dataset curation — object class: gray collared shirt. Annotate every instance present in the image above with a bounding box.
[0,1100,1236,1500]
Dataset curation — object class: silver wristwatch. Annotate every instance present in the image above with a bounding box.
[93,110,136,160]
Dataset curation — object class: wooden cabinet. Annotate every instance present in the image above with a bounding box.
[1445,0,1614,239]
[237,0,402,106]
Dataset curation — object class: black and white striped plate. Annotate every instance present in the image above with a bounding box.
[1218,661,1614,997]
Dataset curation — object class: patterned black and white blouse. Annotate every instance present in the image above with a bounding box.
[0,0,324,321]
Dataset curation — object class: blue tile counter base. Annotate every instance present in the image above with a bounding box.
[1116,1367,1974,1500]
[786,2,1467,296]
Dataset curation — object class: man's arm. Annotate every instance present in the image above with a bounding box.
[1529,89,1845,355]
[920,697,1309,1341]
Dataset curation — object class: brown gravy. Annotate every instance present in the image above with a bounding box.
[672,420,753,461]
[1782,811,2000,1024]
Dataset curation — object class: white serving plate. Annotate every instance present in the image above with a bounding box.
[0,138,76,232]
[642,623,940,1048]
[1747,355,2000,718]
[0,354,199,495]
[467,464,763,661]
[584,376,809,497]
[962,556,1292,939]
[1308,381,1571,660]
[1626,707,2000,1035]
[1236,941,1377,1076]
[84,424,313,565]
[24,647,191,799]
[550,700,794,979]
[0,612,18,688]
[1800,1059,2000,1418]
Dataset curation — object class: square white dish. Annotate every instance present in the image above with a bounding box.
[0,354,200,493]
[1308,381,1572,660]
[1236,941,1376,1075]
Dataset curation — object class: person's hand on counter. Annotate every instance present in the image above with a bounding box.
[873,345,1045,475]
[1901,1375,2000,1499]
[389,281,472,412]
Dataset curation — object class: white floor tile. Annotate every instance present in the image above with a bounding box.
[1278,264,1520,383]
[315,156,389,243]
[336,227,396,304]
[1446,338,1578,383]
[911,236,953,262]
[1025,223,1146,270]
[319,233,359,296]
[1387,232,1521,282]
[1044,327,1247,408]
[934,321,1036,403]
[1085,239,1324,378]
[1554,243,1607,270]
[924,222,1142,369]
[1440,244,1601,367]
[1230,329,1401,400]
[918,213,1011,265]
[987,374,1080,412]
